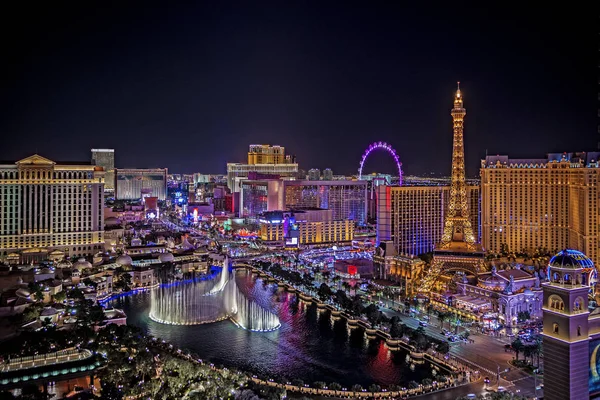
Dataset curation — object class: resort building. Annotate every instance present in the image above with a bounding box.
[0,155,105,262]
[259,208,354,247]
[480,152,600,264]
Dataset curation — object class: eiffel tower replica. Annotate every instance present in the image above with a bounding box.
[418,83,486,293]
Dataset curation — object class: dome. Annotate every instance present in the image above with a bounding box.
[73,258,92,270]
[549,249,594,270]
[116,254,133,266]
[158,252,174,263]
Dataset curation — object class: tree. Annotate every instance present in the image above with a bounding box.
[364,304,380,326]
[437,311,449,331]
[422,378,433,386]
[27,282,44,302]
[517,311,530,323]
[329,382,342,391]
[22,303,43,323]
[114,272,132,292]
[52,290,66,303]
[351,384,363,392]
[410,327,429,351]
[317,283,333,301]
[437,341,450,354]
[408,380,419,389]
[389,320,404,339]
[368,384,381,392]
[313,381,326,390]
[511,338,524,362]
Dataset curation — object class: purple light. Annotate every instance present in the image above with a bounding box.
[358,141,403,184]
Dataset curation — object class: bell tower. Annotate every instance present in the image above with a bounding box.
[542,249,591,400]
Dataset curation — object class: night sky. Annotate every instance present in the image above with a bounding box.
[1,3,597,177]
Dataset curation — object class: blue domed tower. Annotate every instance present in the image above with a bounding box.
[543,249,593,400]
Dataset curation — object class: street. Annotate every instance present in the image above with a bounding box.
[381,308,544,399]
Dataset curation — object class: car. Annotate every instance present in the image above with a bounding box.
[419,321,428,327]
[466,395,477,399]
[483,377,490,384]
[497,386,507,393]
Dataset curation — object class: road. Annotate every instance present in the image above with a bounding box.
[380,308,544,398]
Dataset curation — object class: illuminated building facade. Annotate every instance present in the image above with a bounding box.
[227,144,298,191]
[376,184,480,256]
[284,180,367,225]
[0,155,105,262]
[542,250,595,399]
[248,144,286,164]
[374,241,426,296]
[481,152,600,264]
[115,168,168,200]
[237,178,367,224]
[226,163,298,191]
[259,208,354,246]
[418,84,486,293]
[91,148,115,191]
[239,180,283,218]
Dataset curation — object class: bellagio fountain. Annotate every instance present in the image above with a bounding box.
[149,259,280,332]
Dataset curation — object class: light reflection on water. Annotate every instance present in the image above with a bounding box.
[111,269,433,387]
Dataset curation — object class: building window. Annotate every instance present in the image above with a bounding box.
[553,323,559,334]
[578,326,582,336]
[574,297,584,313]
[549,295,564,311]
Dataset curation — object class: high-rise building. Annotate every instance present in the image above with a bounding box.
[0,154,105,262]
[308,169,321,181]
[238,178,367,224]
[376,184,480,256]
[91,148,115,191]
[248,144,286,164]
[227,163,298,191]
[115,168,168,200]
[418,83,486,293]
[480,152,600,264]
[323,168,333,181]
[259,208,354,246]
[227,144,298,191]
[284,180,367,225]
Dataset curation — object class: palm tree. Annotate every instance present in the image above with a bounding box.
[437,311,448,331]
[512,338,524,362]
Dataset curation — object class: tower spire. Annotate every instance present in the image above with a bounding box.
[440,82,475,249]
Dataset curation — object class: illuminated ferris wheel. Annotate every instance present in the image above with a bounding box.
[358,141,403,185]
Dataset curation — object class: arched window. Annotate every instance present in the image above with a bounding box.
[549,295,564,311]
[574,297,584,313]
[578,326,582,336]
[552,272,561,283]
[553,323,559,334]
[564,274,572,284]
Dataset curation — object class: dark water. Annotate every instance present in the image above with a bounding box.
[110,270,434,387]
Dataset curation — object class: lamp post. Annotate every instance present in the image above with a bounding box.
[533,368,539,399]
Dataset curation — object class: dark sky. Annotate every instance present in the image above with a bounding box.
[1,3,597,176]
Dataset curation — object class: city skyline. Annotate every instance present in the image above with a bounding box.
[1,3,596,176]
